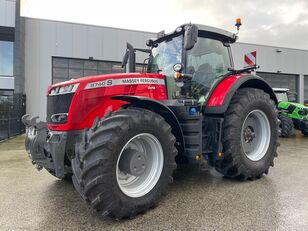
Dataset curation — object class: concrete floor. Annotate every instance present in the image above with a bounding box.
[0,133,308,231]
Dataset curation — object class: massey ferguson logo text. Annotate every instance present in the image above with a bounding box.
[121,78,160,84]
[85,78,164,89]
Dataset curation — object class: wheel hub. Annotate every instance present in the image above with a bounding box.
[118,149,147,176]
[243,126,256,143]
[241,109,271,161]
[116,133,164,198]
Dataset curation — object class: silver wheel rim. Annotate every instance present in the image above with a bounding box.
[241,109,271,161]
[116,133,164,198]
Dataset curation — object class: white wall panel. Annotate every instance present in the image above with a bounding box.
[0,0,15,27]
[55,23,73,56]
[0,76,14,90]
[72,24,88,58]
[25,19,41,118]
[87,27,102,59]
[305,76,308,101]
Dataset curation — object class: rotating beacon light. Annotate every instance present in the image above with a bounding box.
[235,18,242,34]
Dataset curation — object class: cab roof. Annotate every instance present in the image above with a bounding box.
[194,24,237,43]
[153,23,237,45]
[273,88,290,93]
[155,23,237,44]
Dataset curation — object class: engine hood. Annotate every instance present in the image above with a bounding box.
[280,101,308,109]
[46,72,167,131]
[289,102,308,109]
[48,72,165,93]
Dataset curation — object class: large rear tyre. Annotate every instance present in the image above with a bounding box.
[215,88,279,180]
[278,114,294,137]
[71,107,177,219]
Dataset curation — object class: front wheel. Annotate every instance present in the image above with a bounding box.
[278,114,294,137]
[71,107,177,219]
[215,88,279,180]
[301,124,308,136]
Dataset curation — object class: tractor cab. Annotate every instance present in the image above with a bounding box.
[273,88,291,102]
[124,24,237,103]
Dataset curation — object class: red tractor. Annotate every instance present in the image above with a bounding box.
[23,23,279,219]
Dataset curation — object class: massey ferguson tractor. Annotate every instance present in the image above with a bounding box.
[22,22,279,219]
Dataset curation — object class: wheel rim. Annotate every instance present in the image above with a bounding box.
[241,109,271,161]
[116,133,164,198]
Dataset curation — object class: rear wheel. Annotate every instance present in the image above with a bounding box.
[71,107,177,219]
[278,114,294,137]
[215,88,279,180]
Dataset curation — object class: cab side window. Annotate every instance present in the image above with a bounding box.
[187,37,231,99]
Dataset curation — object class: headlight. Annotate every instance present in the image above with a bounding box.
[50,87,59,95]
[51,113,68,124]
[49,83,79,95]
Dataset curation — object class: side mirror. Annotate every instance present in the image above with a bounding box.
[184,24,198,50]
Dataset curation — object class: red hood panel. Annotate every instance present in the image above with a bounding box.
[47,73,167,131]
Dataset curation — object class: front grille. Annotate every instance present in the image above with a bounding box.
[47,93,74,124]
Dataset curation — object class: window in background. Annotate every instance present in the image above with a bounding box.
[52,57,145,84]
[0,41,14,76]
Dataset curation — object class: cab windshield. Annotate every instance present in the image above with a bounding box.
[275,92,289,102]
[147,35,182,75]
[147,36,182,98]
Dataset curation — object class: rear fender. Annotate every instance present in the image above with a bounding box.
[204,74,277,114]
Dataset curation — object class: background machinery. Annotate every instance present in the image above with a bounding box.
[274,88,308,137]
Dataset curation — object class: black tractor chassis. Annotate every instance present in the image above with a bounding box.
[22,103,224,177]
[168,104,224,165]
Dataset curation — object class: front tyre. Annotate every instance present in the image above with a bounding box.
[301,124,308,136]
[215,88,279,180]
[71,107,177,219]
[278,114,294,137]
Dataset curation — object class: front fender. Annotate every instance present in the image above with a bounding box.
[111,95,185,155]
[204,74,277,114]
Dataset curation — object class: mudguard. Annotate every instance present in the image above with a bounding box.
[111,95,185,155]
[204,74,277,114]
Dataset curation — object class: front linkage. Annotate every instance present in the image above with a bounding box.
[22,114,71,178]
